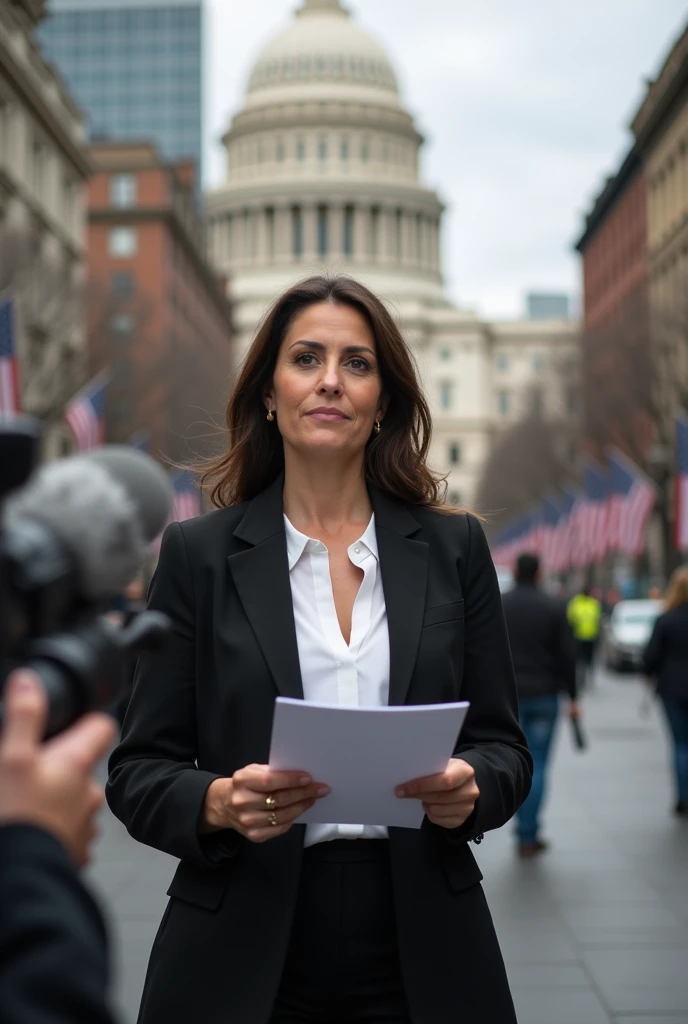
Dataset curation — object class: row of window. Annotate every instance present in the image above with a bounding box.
[222,204,434,264]
[249,54,395,90]
[42,9,200,35]
[46,36,200,60]
[494,351,545,373]
[231,134,412,169]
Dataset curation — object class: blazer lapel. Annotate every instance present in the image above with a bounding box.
[227,477,304,700]
[371,490,428,706]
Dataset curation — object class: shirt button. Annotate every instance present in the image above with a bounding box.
[354,546,361,554]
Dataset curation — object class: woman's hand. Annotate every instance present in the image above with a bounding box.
[201,765,329,843]
[395,758,479,830]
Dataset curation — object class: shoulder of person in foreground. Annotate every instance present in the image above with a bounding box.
[0,824,115,1024]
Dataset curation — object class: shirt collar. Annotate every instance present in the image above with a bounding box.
[283,514,378,571]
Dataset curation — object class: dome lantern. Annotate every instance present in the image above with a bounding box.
[296,0,349,17]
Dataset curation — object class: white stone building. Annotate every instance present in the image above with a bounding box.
[207,0,578,505]
[0,0,90,457]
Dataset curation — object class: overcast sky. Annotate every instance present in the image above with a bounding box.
[204,0,687,319]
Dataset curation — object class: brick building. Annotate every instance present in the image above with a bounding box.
[575,147,651,465]
[87,142,232,463]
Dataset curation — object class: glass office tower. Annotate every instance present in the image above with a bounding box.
[38,0,203,180]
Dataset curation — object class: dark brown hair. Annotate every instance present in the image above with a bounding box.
[200,275,449,510]
[665,566,688,611]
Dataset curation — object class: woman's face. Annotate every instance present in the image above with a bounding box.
[266,302,385,460]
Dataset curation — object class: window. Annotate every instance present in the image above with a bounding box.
[532,352,544,373]
[343,205,354,257]
[448,441,461,465]
[440,347,452,361]
[110,313,135,335]
[266,207,275,260]
[317,205,328,258]
[565,386,577,416]
[111,270,134,298]
[340,138,349,161]
[296,138,306,161]
[318,138,328,162]
[110,173,136,207]
[497,352,509,372]
[108,227,137,258]
[498,390,510,415]
[276,139,285,162]
[531,388,544,417]
[369,206,380,258]
[292,206,303,258]
[361,138,370,162]
[448,491,461,506]
[439,381,453,410]
[29,137,46,198]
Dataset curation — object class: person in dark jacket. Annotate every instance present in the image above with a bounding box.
[502,552,580,856]
[643,566,688,817]
[0,669,116,1023]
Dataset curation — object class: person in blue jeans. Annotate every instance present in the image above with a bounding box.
[502,553,580,856]
[643,567,688,817]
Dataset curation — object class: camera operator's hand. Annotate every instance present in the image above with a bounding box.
[0,670,115,867]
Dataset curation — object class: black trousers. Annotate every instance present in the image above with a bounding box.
[271,840,412,1024]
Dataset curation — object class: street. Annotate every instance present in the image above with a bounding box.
[89,668,688,1024]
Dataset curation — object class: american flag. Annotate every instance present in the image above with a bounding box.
[170,469,201,523]
[65,373,108,451]
[540,494,564,573]
[556,487,579,573]
[0,299,20,416]
[577,462,609,566]
[491,509,541,568]
[675,416,688,552]
[607,450,656,557]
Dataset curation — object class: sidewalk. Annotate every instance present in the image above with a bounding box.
[89,669,688,1023]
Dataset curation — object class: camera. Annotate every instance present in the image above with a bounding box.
[0,417,172,739]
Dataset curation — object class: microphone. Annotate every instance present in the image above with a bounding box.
[0,445,175,735]
[4,446,173,601]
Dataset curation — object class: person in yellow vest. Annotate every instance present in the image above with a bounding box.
[567,587,603,689]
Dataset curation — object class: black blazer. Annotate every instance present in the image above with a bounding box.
[643,604,688,702]
[502,582,578,700]
[0,824,114,1024]
[106,477,532,1024]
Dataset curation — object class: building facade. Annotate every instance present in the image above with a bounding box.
[575,147,651,466]
[208,0,574,507]
[38,0,203,180]
[632,21,688,429]
[0,0,90,457]
[87,141,232,461]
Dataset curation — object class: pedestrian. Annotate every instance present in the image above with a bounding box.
[502,552,579,857]
[106,274,532,1024]
[642,566,688,818]
[567,585,602,690]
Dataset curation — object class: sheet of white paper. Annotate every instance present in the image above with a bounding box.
[269,698,470,829]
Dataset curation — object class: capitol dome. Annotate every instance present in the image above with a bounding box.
[245,0,401,110]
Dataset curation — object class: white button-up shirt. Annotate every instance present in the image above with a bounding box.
[284,513,390,846]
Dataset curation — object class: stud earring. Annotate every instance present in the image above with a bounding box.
[374,420,381,434]
[266,410,275,422]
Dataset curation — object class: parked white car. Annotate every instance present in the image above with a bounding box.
[604,599,664,673]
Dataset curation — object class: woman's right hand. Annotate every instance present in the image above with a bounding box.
[201,765,329,843]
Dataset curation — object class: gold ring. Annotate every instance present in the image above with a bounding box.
[267,811,278,827]
[265,794,276,810]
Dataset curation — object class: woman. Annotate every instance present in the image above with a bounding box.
[643,567,688,817]
[106,276,532,1024]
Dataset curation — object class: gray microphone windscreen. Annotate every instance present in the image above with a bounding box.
[83,446,173,542]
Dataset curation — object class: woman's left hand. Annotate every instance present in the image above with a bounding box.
[396,758,479,829]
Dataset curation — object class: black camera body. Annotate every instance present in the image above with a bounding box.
[0,418,170,738]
